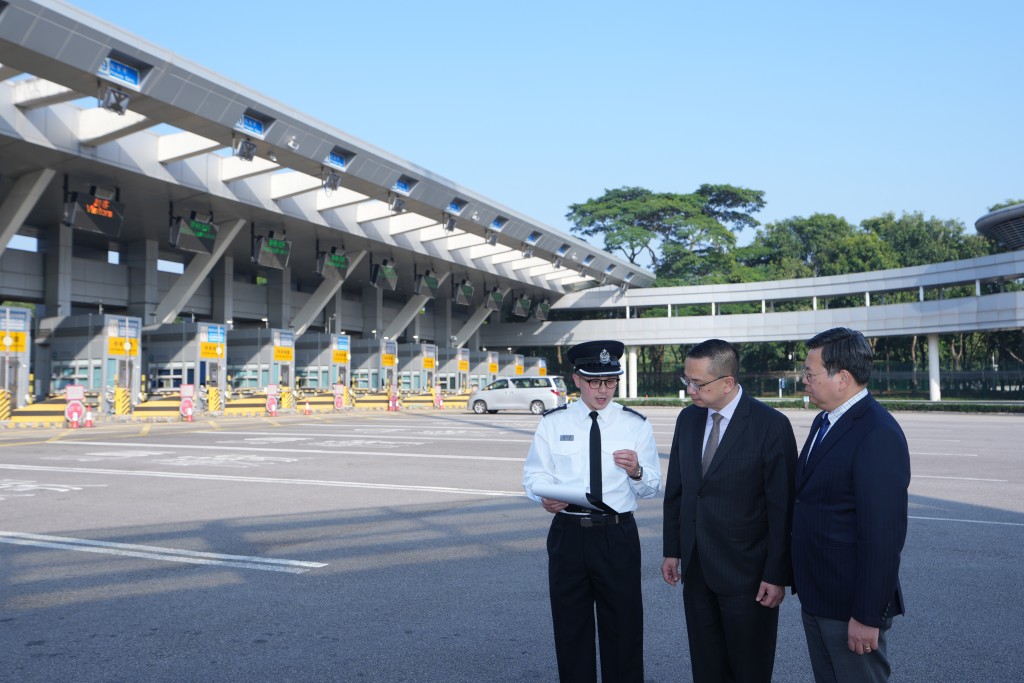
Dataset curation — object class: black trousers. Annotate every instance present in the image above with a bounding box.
[682,547,779,683]
[547,513,644,683]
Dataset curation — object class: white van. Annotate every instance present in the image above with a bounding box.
[468,376,568,415]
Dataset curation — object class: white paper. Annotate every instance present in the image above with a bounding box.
[530,483,602,511]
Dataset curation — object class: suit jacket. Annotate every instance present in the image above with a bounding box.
[791,394,911,627]
[663,391,797,595]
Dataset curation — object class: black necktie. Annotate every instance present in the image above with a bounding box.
[589,411,602,503]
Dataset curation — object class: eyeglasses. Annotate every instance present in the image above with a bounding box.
[801,367,828,381]
[581,377,619,390]
[680,375,730,391]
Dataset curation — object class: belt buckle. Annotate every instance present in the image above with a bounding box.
[580,517,595,528]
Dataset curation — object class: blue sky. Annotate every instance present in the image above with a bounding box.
[72,1,1024,246]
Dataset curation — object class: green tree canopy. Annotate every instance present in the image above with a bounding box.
[566,184,765,282]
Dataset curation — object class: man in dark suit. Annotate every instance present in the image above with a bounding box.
[662,339,797,683]
[792,327,911,683]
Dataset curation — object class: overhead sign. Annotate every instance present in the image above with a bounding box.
[514,354,525,375]
[64,193,125,238]
[171,217,218,254]
[487,351,498,374]
[457,348,470,373]
[538,359,547,377]
[317,250,348,279]
[98,56,142,89]
[255,235,292,269]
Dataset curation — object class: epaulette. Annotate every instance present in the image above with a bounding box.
[622,405,647,421]
[542,404,569,417]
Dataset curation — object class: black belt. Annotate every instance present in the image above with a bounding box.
[558,508,634,528]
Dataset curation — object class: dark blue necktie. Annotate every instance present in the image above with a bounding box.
[809,413,830,457]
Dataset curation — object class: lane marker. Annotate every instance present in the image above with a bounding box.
[0,464,526,497]
[30,441,525,463]
[912,452,977,457]
[909,516,1024,527]
[913,475,1008,482]
[0,531,327,573]
[199,430,533,444]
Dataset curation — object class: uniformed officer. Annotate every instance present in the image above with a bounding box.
[523,340,661,683]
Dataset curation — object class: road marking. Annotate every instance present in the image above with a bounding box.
[0,531,327,573]
[913,475,1008,482]
[0,464,526,497]
[202,430,533,443]
[912,452,977,457]
[910,516,1024,527]
[34,441,525,462]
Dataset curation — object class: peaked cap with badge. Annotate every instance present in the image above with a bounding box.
[567,340,625,377]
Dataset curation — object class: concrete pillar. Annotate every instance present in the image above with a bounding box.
[761,300,766,314]
[433,295,453,345]
[125,239,159,322]
[865,292,871,307]
[919,286,925,302]
[928,333,941,402]
[44,221,73,317]
[628,346,638,398]
[812,296,818,311]
[266,267,292,329]
[212,255,234,324]
[362,286,384,340]
[975,280,981,297]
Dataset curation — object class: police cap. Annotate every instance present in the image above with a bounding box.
[567,340,625,377]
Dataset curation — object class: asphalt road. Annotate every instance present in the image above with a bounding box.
[1,407,1022,682]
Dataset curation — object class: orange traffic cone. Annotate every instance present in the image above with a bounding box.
[84,406,94,428]
[304,399,311,415]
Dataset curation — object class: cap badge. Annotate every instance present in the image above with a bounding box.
[599,349,611,364]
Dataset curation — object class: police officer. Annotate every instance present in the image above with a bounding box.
[523,340,661,683]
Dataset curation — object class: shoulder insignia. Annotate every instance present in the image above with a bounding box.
[622,405,647,421]
[542,404,569,417]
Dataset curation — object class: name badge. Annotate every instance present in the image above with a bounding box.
[559,435,574,441]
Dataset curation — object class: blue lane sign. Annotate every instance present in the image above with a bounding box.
[205,324,226,344]
[98,57,141,90]
[238,114,265,137]
[327,151,347,168]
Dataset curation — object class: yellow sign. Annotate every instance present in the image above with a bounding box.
[382,353,396,368]
[458,360,469,372]
[488,363,498,373]
[0,331,26,353]
[107,337,139,356]
[273,346,294,362]
[423,357,435,370]
[200,342,224,360]
[539,367,547,376]
[332,350,349,364]
[515,366,524,375]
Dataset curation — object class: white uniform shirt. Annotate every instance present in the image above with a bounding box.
[523,398,661,512]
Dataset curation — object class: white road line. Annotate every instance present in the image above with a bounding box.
[201,430,534,443]
[909,516,1024,527]
[39,441,525,463]
[0,464,526,497]
[0,531,327,573]
[913,475,1009,482]
[912,452,978,457]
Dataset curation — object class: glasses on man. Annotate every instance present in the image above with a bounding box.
[801,367,828,382]
[679,375,730,391]
[582,377,619,390]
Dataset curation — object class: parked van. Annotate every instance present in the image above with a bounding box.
[468,376,568,414]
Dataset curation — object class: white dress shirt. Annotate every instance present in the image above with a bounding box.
[523,398,661,513]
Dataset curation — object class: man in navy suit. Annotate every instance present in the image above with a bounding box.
[793,327,911,683]
[662,339,797,682]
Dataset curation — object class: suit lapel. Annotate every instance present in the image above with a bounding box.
[702,393,750,480]
[798,397,875,485]
[690,407,707,477]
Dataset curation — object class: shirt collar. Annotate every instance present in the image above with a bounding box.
[709,385,743,423]
[826,387,868,425]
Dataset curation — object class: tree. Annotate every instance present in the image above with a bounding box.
[566,184,765,281]
[860,212,991,267]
